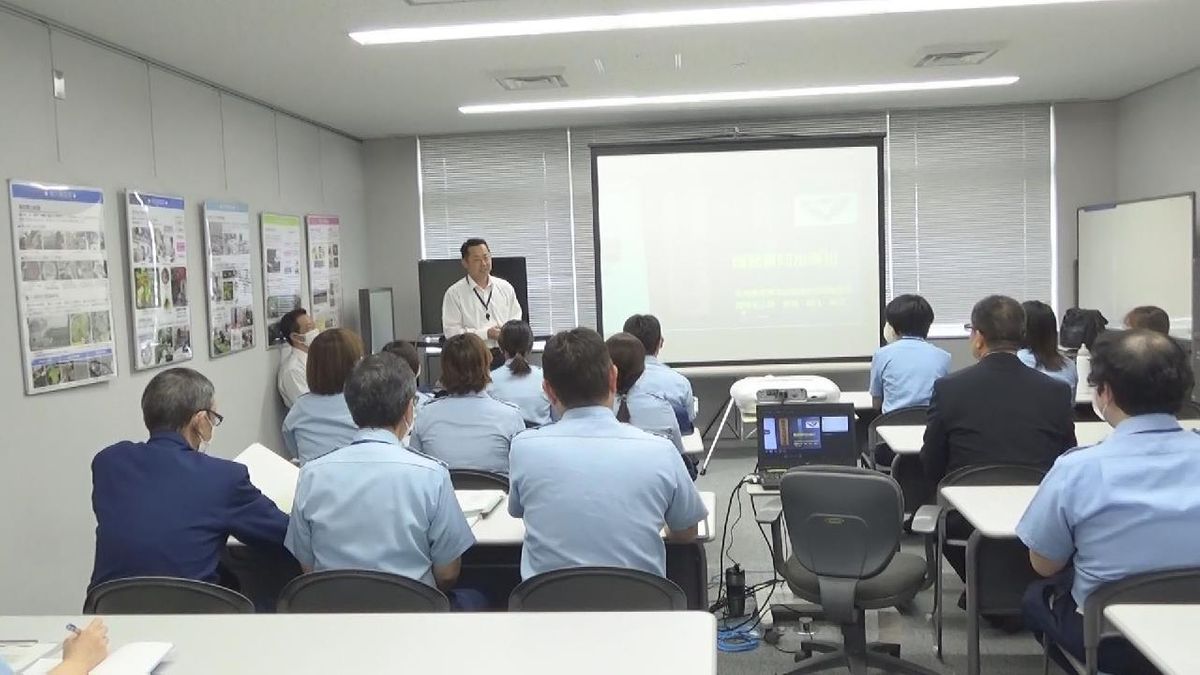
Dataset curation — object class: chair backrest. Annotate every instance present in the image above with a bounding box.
[1082,567,1200,675]
[1177,400,1200,420]
[508,567,687,611]
[277,570,450,613]
[449,469,510,492]
[84,577,254,614]
[868,406,929,450]
[939,463,1046,494]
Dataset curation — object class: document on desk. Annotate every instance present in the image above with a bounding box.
[234,443,299,512]
[0,641,58,672]
[456,490,504,518]
[26,642,172,675]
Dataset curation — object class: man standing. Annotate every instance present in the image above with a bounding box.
[441,239,523,348]
[277,308,317,408]
[622,314,696,433]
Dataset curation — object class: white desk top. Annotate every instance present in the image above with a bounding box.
[471,492,717,546]
[838,390,877,412]
[1104,604,1200,675]
[677,362,869,378]
[0,613,717,675]
[875,425,925,455]
[940,485,1039,537]
[682,431,704,456]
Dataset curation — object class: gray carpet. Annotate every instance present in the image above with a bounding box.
[696,442,1057,675]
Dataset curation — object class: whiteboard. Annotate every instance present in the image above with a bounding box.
[1078,194,1195,337]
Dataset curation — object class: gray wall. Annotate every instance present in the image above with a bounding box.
[364,138,422,338]
[0,13,367,614]
[1117,67,1200,202]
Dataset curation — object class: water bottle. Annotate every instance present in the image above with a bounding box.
[726,565,746,618]
[1077,344,1093,400]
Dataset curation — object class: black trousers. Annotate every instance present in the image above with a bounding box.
[1022,574,1160,675]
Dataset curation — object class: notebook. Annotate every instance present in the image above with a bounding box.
[455,490,505,519]
[0,641,58,672]
[233,443,299,513]
[25,642,172,675]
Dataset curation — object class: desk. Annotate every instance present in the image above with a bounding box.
[838,390,877,412]
[1104,604,1200,675]
[470,493,717,545]
[941,485,1039,675]
[878,420,1200,456]
[682,431,704,457]
[0,613,717,675]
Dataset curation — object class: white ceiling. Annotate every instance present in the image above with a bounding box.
[7,0,1200,138]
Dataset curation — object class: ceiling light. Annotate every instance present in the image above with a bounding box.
[351,0,1123,45]
[460,76,1020,114]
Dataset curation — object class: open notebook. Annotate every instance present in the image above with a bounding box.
[233,443,299,513]
[25,642,172,675]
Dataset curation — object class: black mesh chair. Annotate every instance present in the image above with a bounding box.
[449,469,510,492]
[276,570,450,613]
[865,406,929,471]
[84,577,254,614]
[779,467,938,675]
[509,567,687,611]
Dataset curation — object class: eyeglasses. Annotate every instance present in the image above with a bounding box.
[963,323,975,333]
[204,409,224,427]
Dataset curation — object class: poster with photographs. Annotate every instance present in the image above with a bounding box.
[203,201,256,357]
[124,191,193,370]
[305,214,341,330]
[262,212,303,346]
[8,180,118,395]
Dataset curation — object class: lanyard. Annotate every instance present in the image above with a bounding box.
[470,277,494,320]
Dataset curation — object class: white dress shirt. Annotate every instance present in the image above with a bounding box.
[441,275,523,346]
[277,346,309,408]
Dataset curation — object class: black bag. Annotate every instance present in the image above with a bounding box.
[1061,308,1108,350]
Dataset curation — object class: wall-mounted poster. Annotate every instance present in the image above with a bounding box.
[124,190,193,370]
[8,180,119,394]
[262,212,303,346]
[203,201,256,357]
[305,214,341,330]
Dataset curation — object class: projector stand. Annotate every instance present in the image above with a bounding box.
[699,396,751,475]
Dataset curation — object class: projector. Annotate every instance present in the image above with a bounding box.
[731,376,841,415]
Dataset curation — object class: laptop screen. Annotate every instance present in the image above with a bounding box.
[757,403,857,468]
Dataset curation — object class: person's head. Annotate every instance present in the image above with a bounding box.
[381,340,421,378]
[306,328,364,395]
[1020,300,1066,371]
[967,295,1025,359]
[1124,306,1170,336]
[542,327,617,412]
[460,238,492,284]
[622,314,663,357]
[499,320,534,376]
[440,333,492,395]
[606,333,646,424]
[884,294,935,339]
[344,353,417,437]
[279,308,315,350]
[1088,329,1194,426]
[141,367,221,452]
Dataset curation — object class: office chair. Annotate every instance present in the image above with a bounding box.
[449,469,510,492]
[910,463,1046,659]
[84,577,254,614]
[865,406,928,471]
[778,467,938,675]
[1044,567,1200,675]
[508,567,687,611]
[277,570,450,613]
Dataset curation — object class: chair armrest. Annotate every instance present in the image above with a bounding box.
[910,504,942,535]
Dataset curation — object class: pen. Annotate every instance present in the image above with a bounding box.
[65,624,80,636]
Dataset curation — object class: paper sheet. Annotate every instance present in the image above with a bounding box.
[455,490,504,517]
[26,641,172,675]
[233,443,299,513]
[0,641,58,672]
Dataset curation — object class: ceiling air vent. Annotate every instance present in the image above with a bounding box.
[914,45,1001,68]
[493,71,568,91]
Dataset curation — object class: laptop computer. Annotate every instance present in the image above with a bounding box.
[756,402,858,490]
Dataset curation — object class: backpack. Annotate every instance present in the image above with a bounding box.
[1061,308,1108,350]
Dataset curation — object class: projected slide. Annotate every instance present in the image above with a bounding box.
[595,140,883,365]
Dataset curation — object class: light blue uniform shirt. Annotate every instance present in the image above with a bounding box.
[488,360,553,426]
[1018,349,1079,400]
[414,390,434,415]
[282,392,359,465]
[410,392,527,475]
[0,658,10,675]
[285,428,475,588]
[1017,414,1200,607]
[637,355,695,426]
[869,337,952,413]
[508,406,708,580]
[615,389,685,454]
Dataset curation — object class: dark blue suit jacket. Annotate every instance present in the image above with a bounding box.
[90,431,289,588]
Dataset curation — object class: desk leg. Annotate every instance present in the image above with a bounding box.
[966,531,982,675]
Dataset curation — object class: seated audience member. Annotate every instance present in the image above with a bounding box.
[381,340,434,414]
[1124,305,1170,335]
[1018,300,1079,399]
[870,294,951,413]
[285,353,481,608]
[508,328,708,580]
[0,620,110,675]
[282,328,362,464]
[410,333,525,474]
[920,295,1076,583]
[622,314,696,434]
[1018,330,1200,674]
[91,368,288,589]
[606,332,686,456]
[488,320,553,427]
[277,308,317,408]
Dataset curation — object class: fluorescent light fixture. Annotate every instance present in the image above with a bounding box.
[351,0,1122,45]
[460,76,1020,114]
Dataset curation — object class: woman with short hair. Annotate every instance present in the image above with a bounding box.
[282,328,363,464]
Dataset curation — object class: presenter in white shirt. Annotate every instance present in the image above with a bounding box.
[441,238,523,351]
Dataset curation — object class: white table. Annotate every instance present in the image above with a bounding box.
[471,492,717,545]
[1105,604,1200,675]
[682,431,704,457]
[0,613,717,675]
[878,420,1200,456]
[838,390,877,412]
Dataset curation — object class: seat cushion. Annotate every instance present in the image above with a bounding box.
[783,552,927,609]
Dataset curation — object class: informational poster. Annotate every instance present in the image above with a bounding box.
[203,201,256,357]
[262,212,303,346]
[305,214,341,330]
[124,191,193,370]
[8,180,118,395]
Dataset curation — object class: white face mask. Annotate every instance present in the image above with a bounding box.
[300,328,320,346]
[1093,395,1111,427]
[196,417,215,454]
[883,323,899,344]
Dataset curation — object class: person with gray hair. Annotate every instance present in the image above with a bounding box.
[90,368,289,590]
[285,353,484,608]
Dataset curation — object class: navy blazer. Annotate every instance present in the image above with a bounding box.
[90,431,289,588]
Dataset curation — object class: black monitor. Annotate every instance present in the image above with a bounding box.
[756,402,857,470]
[417,257,530,336]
